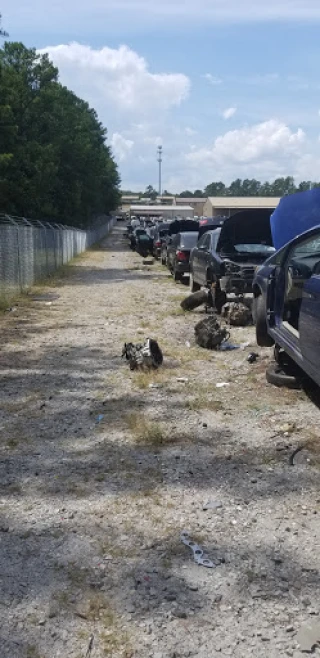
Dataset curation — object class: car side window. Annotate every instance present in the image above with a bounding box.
[172,235,179,247]
[204,234,212,250]
[197,234,207,248]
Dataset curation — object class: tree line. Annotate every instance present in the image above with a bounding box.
[0,32,120,227]
[124,177,320,200]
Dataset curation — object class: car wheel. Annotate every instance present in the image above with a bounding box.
[174,269,182,282]
[266,362,302,389]
[190,272,201,292]
[254,294,274,347]
[161,253,166,265]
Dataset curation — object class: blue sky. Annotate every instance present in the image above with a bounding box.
[2,0,320,191]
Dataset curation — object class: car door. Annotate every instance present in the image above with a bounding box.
[168,234,179,269]
[208,230,222,280]
[298,236,320,379]
[299,274,320,377]
[269,231,320,367]
[197,233,212,285]
[191,234,205,281]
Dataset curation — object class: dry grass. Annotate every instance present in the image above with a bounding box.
[132,369,169,390]
[26,646,44,658]
[127,412,167,446]
[126,411,191,447]
[186,396,224,412]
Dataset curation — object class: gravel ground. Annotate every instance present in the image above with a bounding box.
[0,225,320,658]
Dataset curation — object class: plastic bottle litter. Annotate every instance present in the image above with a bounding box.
[216,382,230,388]
[95,414,105,424]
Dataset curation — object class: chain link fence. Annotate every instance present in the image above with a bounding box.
[0,214,114,302]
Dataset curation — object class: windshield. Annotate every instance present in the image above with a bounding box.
[234,244,276,254]
[180,233,199,248]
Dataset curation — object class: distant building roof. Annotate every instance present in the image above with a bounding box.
[176,198,205,203]
[130,205,193,212]
[207,197,280,208]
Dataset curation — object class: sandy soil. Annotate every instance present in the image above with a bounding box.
[0,225,320,658]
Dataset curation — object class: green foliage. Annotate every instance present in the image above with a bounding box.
[143,184,158,200]
[0,14,8,37]
[0,42,120,226]
[204,177,318,198]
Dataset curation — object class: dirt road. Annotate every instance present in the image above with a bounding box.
[1,226,320,658]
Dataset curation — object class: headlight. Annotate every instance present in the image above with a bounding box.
[223,260,241,274]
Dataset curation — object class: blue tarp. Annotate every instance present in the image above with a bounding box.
[270,189,320,250]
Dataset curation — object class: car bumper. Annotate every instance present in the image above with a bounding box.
[175,262,190,274]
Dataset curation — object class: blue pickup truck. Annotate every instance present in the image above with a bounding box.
[252,189,320,388]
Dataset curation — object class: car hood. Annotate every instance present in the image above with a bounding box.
[270,189,320,250]
[168,219,199,235]
[217,209,273,252]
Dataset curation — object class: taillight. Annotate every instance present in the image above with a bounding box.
[176,250,188,261]
[155,240,161,247]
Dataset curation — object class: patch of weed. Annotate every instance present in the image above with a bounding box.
[126,412,176,446]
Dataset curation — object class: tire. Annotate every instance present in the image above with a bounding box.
[254,294,274,347]
[174,269,182,282]
[206,268,214,286]
[190,272,201,292]
[266,362,302,389]
[161,253,166,265]
[180,289,209,311]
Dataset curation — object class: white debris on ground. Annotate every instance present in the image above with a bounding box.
[0,226,319,658]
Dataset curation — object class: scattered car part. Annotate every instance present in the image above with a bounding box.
[247,352,259,363]
[180,289,209,311]
[266,361,302,389]
[194,315,229,350]
[296,621,320,653]
[85,634,95,658]
[180,531,215,568]
[122,338,163,371]
[289,445,305,466]
[221,301,252,326]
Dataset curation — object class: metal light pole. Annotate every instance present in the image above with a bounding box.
[157,145,162,197]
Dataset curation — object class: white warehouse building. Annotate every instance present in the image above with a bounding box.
[129,205,194,219]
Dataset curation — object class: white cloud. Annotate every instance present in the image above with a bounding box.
[39,43,190,114]
[111,133,134,161]
[203,74,222,85]
[222,107,237,120]
[187,120,305,166]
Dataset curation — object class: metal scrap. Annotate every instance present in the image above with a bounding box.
[296,622,320,652]
[289,445,305,466]
[180,531,215,568]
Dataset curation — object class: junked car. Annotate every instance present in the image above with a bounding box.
[253,189,320,388]
[189,210,275,299]
[153,222,170,259]
[166,231,199,281]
